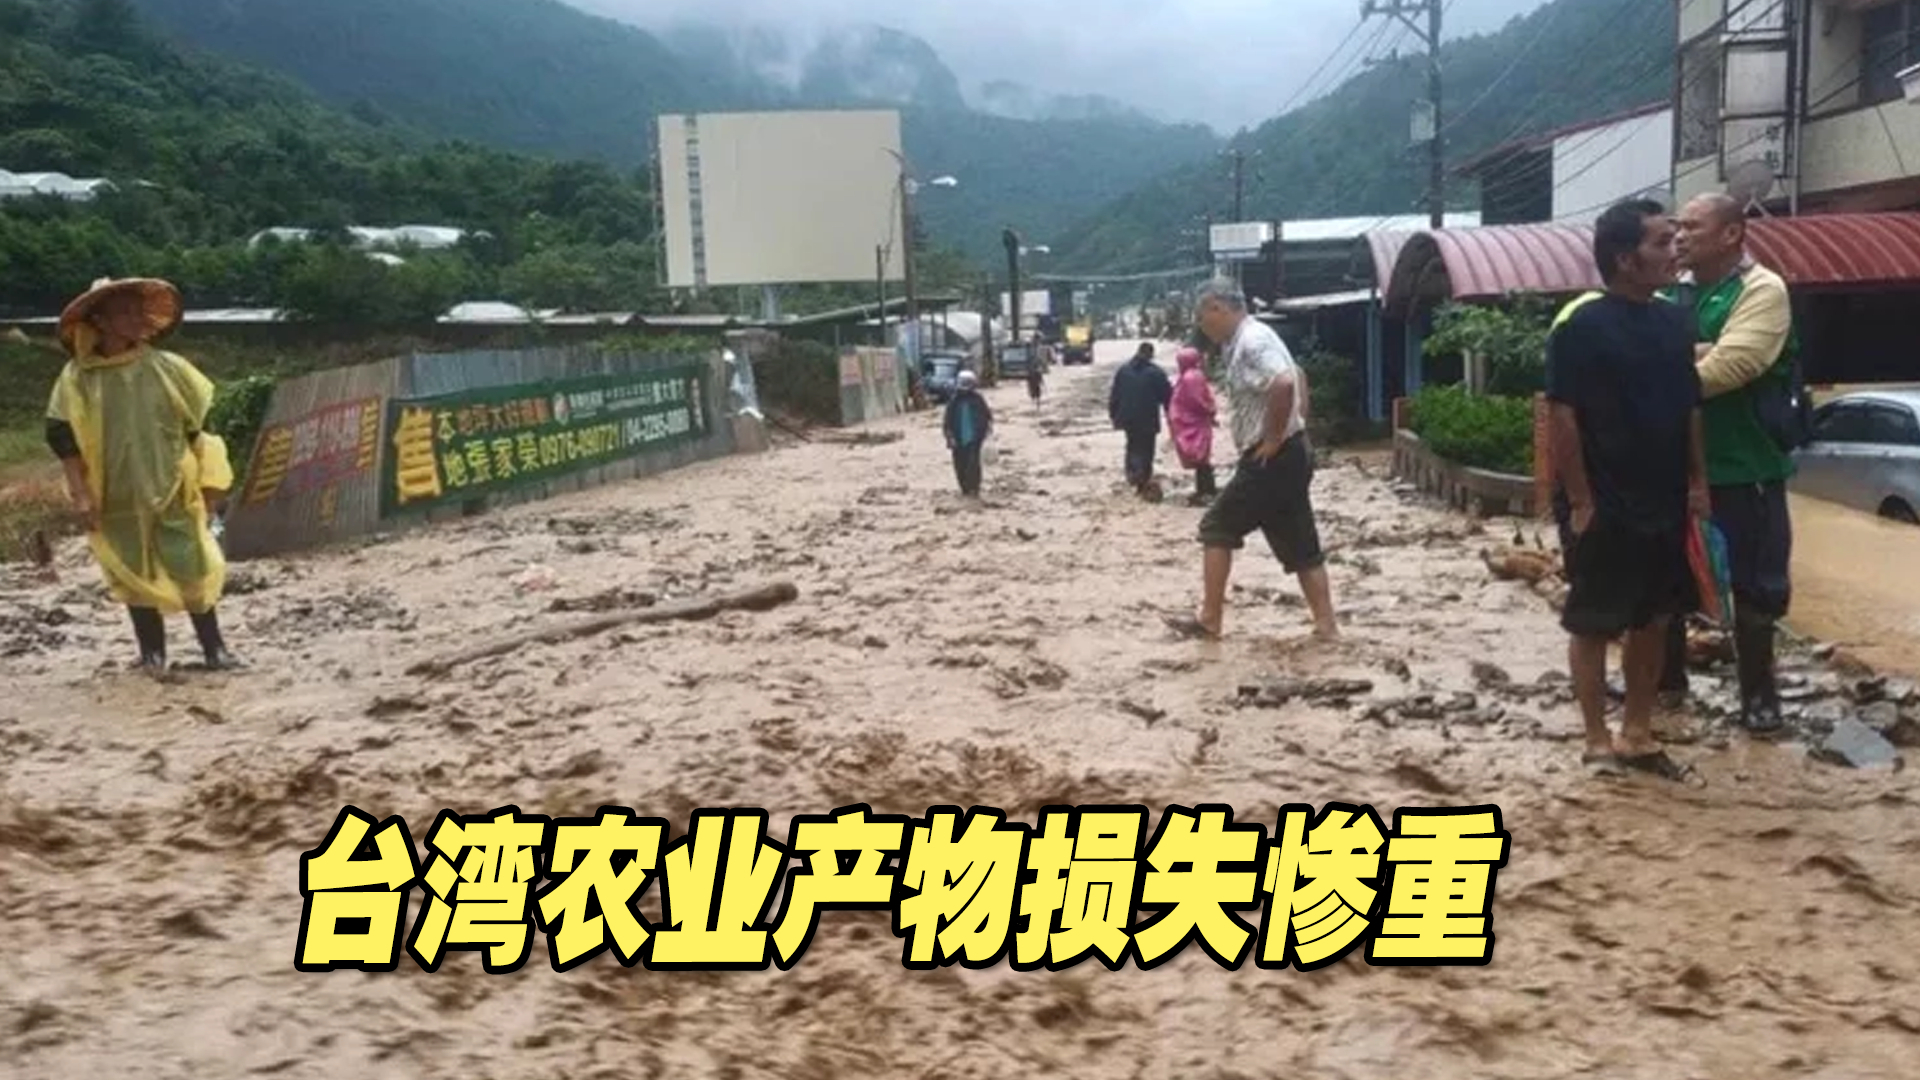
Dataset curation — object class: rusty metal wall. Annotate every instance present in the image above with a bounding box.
[223,345,738,561]
[836,345,907,425]
[223,358,405,561]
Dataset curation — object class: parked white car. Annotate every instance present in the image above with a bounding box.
[1791,390,1920,523]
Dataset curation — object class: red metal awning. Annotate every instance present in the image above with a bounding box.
[1378,212,1920,317]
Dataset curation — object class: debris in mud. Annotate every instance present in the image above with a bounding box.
[1482,546,1559,584]
[255,587,417,638]
[1235,678,1375,709]
[1811,718,1903,771]
[512,564,560,594]
[366,694,429,720]
[1358,690,1506,728]
[1384,656,1413,681]
[1471,661,1512,688]
[222,564,285,596]
[1687,627,1736,667]
[1119,699,1167,726]
[931,652,991,670]
[856,485,911,507]
[547,587,660,614]
[989,657,1071,699]
[157,910,228,941]
[1387,761,1461,796]
[543,509,680,537]
[0,605,76,657]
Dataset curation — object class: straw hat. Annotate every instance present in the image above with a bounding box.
[58,277,183,356]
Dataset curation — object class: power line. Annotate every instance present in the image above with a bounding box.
[1472,0,1780,205]
[1270,18,1375,122]
[1438,0,1571,136]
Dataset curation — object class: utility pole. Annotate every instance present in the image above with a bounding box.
[1361,0,1445,228]
[876,244,887,346]
[1231,149,1246,222]
[1002,228,1023,343]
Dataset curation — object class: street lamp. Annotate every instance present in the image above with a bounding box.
[883,151,959,361]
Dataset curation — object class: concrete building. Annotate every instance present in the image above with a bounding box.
[1454,104,1674,225]
[1675,0,1920,213]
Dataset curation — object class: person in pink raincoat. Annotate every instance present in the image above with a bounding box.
[1168,346,1219,505]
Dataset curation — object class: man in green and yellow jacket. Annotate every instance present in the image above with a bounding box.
[1666,193,1798,732]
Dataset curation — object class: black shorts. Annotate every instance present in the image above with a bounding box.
[1560,517,1697,638]
[1711,481,1792,619]
[1197,436,1325,574]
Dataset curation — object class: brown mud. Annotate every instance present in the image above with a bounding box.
[2,343,1917,1079]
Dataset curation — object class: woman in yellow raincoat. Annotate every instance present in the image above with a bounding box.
[45,278,243,674]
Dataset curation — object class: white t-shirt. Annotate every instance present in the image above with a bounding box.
[1223,316,1304,452]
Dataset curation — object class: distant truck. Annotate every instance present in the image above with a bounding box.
[1061,322,1095,365]
[997,342,1037,380]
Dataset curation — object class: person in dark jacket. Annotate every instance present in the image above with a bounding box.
[943,370,993,497]
[1109,342,1173,494]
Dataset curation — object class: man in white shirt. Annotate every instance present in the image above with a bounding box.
[1168,281,1338,641]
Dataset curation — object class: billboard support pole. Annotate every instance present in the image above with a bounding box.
[876,245,888,347]
[900,169,919,365]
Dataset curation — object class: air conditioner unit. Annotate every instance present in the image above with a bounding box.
[1900,62,1920,105]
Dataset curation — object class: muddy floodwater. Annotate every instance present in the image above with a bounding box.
[1786,492,1920,680]
[3,343,1918,1079]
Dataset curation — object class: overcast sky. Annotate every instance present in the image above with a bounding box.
[571,0,1546,133]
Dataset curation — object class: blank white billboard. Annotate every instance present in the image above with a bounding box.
[1000,290,1053,318]
[657,109,906,289]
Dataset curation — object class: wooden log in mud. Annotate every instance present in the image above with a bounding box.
[813,430,904,447]
[408,582,800,678]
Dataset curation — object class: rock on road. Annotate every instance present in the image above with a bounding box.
[1,339,1916,1079]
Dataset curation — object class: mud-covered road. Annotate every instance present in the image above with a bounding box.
[3,344,1918,1080]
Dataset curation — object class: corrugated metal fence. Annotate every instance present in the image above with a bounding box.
[837,345,908,425]
[225,345,741,560]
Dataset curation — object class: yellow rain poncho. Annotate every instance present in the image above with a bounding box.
[47,340,228,615]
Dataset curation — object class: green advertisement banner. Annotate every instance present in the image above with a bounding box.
[382,364,710,517]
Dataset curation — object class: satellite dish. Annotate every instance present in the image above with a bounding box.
[1726,158,1778,214]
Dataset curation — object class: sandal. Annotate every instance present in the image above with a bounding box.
[1617,750,1705,787]
[1163,614,1221,641]
[1581,751,1625,778]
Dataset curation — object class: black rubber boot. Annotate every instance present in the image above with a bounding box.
[129,606,167,673]
[1658,615,1690,703]
[1734,608,1784,733]
[190,609,245,671]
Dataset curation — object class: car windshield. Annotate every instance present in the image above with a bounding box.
[929,358,960,378]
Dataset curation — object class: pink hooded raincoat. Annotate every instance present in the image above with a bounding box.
[1167,347,1216,469]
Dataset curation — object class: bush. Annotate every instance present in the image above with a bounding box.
[1423,299,1552,398]
[750,339,841,425]
[1297,346,1381,446]
[205,374,277,487]
[1407,384,1534,475]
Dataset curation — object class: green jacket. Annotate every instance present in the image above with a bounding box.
[1688,262,1798,486]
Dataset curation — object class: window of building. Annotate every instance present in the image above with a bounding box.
[1679,39,1723,160]
[1862,0,1920,106]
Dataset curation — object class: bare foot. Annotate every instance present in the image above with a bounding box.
[1312,620,1341,642]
